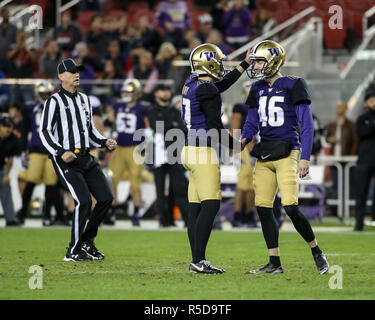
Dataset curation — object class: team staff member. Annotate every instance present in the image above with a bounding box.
[17,80,65,226]
[241,40,329,274]
[108,79,149,226]
[39,58,117,262]
[146,83,189,228]
[181,43,251,274]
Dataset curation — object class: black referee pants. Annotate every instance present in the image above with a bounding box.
[52,154,113,253]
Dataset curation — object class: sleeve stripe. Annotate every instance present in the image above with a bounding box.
[40,96,63,155]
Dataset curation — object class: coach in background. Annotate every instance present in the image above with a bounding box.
[354,88,375,231]
[0,116,21,226]
[146,84,189,227]
[39,58,117,261]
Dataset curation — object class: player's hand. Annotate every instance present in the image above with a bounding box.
[106,139,117,151]
[297,159,310,178]
[245,47,252,65]
[61,151,77,163]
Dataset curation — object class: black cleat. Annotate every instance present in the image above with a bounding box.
[313,253,329,274]
[63,249,94,262]
[189,260,225,274]
[81,242,105,260]
[246,263,284,274]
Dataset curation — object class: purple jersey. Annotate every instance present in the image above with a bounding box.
[245,76,310,144]
[24,101,48,153]
[181,75,222,140]
[113,101,148,146]
[242,76,314,160]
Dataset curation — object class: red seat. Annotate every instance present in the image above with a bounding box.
[190,10,209,30]
[107,10,127,19]
[324,25,347,49]
[76,10,97,34]
[102,1,121,15]
[127,1,149,13]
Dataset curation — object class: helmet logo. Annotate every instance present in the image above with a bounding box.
[268,48,280,56]
[204,51,217,61]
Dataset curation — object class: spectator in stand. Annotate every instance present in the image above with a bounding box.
[210,0,229,34]
[196,14,214,43]
[79,0,101,11]
[206,29,232,55]
[0,7,17,70]
[325,101,358,201]
[137,16,162,57]
[98,59,124,105]
[39,40,65,78]
[71,50,95,95]
[156,42,189,94]
[7,30,36,104]
[86,14,107,58]
[53,10,82,52]
[102,39,127,70]
[155,0,191,49]
[222,0,252,49]
[128,49,158,99]
[0,71,10,112]
[252,8,277,38]
[155,42,178,79]
[74,41,101,72]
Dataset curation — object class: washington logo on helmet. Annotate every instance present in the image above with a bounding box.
[204,52,217,61]
[268,48,281,56]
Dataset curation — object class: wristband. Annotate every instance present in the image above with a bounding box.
[240,60,250,70]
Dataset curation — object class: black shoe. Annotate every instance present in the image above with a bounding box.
[189,260,225,274]
[6,220,21,227]
[313,253,329,274]
[81,242,105,260]
[246,262,284,274]
[63,249,94,262]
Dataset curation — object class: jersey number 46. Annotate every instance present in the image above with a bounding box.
[258,96,285,127]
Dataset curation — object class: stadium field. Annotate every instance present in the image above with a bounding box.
[0,226,374,300]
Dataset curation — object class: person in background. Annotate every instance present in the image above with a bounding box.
[71,50,95,95]
[325,101,358,200]
[39,40,65,78]
[222,0,252,49]
[0,7,17,69]
[8,104,30,152]
[146,84,188,228]
[354,89,375,231]
[155,0,191,49]
[0,116,21,226]
[53,10,82,52]
[205,29,232,56]
[196,14,214,43]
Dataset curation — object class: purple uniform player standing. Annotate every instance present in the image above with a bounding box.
[181,43,251,274]
[108,79,148,226]
[241,40,330,275]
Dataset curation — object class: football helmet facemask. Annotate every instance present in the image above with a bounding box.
[247,40,285,80]
[34,80,54,103]
[121,78,142,103]
[189,43,228,81]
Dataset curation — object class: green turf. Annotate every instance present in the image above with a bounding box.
[0,227,374,300]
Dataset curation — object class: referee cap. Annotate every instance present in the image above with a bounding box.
[57,58,85,74]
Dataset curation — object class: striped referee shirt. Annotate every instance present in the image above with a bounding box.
[39,87,107,156]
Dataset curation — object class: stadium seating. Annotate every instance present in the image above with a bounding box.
[76,10,97,34]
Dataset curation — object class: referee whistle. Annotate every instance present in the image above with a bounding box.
[74,148,79,154]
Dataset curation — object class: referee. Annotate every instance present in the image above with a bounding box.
[39,58,117,262]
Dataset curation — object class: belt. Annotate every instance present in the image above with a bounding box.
[72,148,90,155]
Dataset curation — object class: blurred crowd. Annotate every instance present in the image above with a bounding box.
[0,0,277,111]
